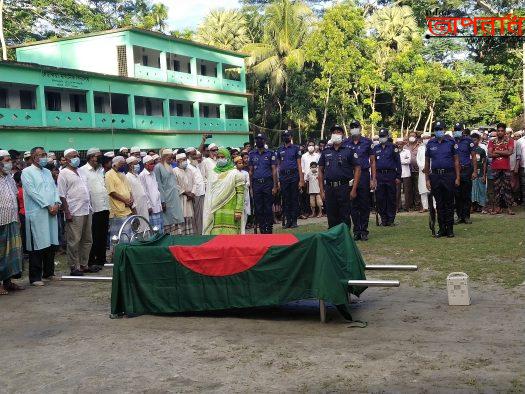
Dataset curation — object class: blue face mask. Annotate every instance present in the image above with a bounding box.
[453,131,462,139]
[435,130,445,139]
[70,157,80,168]
[217,158,228,167]
[38,157,48,167]
[118,166,126,173]
[133,164,141,173]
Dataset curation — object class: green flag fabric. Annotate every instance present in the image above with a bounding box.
[111,223,367,316]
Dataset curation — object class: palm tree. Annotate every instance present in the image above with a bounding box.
[367,5,419,52]
[243,0,313,128]
[194,9,250,51]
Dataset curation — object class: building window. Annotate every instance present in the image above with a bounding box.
[69,93,87,113]
[142,55,148,67]
[203,105,209,118]
[225,105,244,119]
[0,88,8,108]
[135,96,163,117]
[173,60,180,72]
[94,95,105,113]
[200,64,207,76]
[45,91,62,111]
[19,90,36,109]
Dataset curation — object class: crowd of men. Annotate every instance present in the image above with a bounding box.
[1,121,524,293]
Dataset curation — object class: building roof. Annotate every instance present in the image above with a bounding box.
[0,60,251,98]
[10,27,250,58]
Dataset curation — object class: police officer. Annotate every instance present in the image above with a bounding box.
[318,125,361,229]
[248,133,278,234]
[424,121,460,238]
[453,123,477,224]
[343,120,376,241]
[373,127,401,226]
[276,130,304,228]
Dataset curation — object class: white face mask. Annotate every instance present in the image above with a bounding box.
[379,137,388,144]
[331,134,343,144]
[307,146,315,153]
[408,137,416,143]
[350,128,361,136]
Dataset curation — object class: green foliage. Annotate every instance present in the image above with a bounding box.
[194,9,250,51]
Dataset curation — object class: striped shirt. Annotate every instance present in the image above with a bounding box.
[0,173,19,225]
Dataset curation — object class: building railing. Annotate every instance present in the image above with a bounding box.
[0,108,42,127]
[135,114,165,130]
[95,113,134,129]
[134,64,165,82]
[46,111,92,128]
[170,116,197,131]
[167,70,197,86]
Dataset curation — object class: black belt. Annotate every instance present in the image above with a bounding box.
[325,180,351,187]
[378,169,395,174]
[279,169,298,175]
[431,168,454,174]
[254,177,272,184]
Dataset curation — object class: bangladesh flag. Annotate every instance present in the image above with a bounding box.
[111,223,367,316]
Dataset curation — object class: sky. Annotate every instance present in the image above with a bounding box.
[164,0,242,31]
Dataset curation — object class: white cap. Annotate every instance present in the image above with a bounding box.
[86,147,100,156]
[104,151,115,158]
[126,156,138,164]
[185,147,196,153]
[172,150,178,155]
[208,143,217,150]
[64,148,77,156]
[48,152,56,158]
[140,151,146,157]
[395,137,404,143]
[161,148,173,156]
[175,153,186,160]
[506,127,513,132]
[24,151,31,158]
[422,132,431,138]
[151,154,160,161]
[0,149,9,158]
[112,156,125,165]
[143,155,154,164]
[130,146,140,153]
[119,147,129,153]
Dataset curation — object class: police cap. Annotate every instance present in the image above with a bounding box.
[255,133,267,140]
[330,124,344,133]
[433,121,445,131]
[378,127,389,137]
[281,130,292,138]
[349,120,361,129]
[453,122,464,132]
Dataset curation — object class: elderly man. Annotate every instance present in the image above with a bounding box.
[174,153,195,235]
[119,147,129,158]
[80,148,110,269]
[57,148,93,276]
[21,147,60,286]
[139,155,163,231]
[126,156,150,223]
[130,146,143,172]
[105,156,133,246]
[185,147,206,234]
[0,150,24,295]
[154,149,184,234]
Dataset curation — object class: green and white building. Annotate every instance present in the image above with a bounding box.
[0,28,250,151]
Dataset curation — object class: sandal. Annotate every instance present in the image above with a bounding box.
[507,210,515,215]
[0,285,8,295]
[4,282,25,291]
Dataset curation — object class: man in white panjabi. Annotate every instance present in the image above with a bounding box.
[416,132,434,211]
[125,156,150,229]
[173,153,195,235]
[185,147,206,235]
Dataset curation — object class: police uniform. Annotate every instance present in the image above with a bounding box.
[373,139,401,226]
[453,125,475,223]
[249,137,277,234]
[344,135,373,239]
[426,130,458,237]
[319,145,360,229]
[277,132,302,228]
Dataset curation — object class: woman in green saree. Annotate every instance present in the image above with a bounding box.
[202,147,245,235]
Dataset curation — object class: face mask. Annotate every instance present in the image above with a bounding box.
[179,160,188,170]
[38,158,48,167]
[423,139,429,145]
[256,140,264,148]
[217,158,228,167]
[69,157,80,168]
[379,137,388,144]
[331,134,343,144]
[408,137,416,143]
[1,162,12,173]
[435,130,445,139]
[118,166,126,173]
[307,146,314,153]
[453,131,462,138]
[350,128,361,136]
[133,164,141,173]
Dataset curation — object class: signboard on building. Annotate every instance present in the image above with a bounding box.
[41,71,89,89]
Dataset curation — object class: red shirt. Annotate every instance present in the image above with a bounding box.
[17,186,25,215]
[489,138,514,171]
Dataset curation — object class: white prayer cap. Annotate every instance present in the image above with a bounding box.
[506,127,513,132]
[208,143,218,150]
[161,148,173,156]
[395,137,404,143]
[175,153,186,160]
[112,156,125,165]
[119,147,129,153]
[445,131,453,137]
[140,151,146,157]
[195,150,202,156]
[126,156,138,164]
[421,132,431,138]
[0,149,9,158]
[143,155,154,164]
[48,152,56,158]
[151,154,160,161]
[24,151,31,158]
[130,146,140,153]
[172,150,178,155]
[63,148,77,157]
[185,146,196,153]
[86,147,101,156]
[104,151,115,158]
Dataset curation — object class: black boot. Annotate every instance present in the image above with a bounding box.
[290,219,298,228]
[447,224,455,238]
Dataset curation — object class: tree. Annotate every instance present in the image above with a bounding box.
[194,9,250,51]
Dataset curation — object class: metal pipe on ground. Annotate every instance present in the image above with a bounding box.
[365,264,418,271]
[61,276,113,282]
[348,279,400,287]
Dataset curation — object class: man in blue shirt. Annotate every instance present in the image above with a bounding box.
[452,123,477,224]
[249,133,278,234]
[424,121,461,238]
[318,125,361,229]
[344,120,376,241]
[372,128,401,226]
[276,131,304,228]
